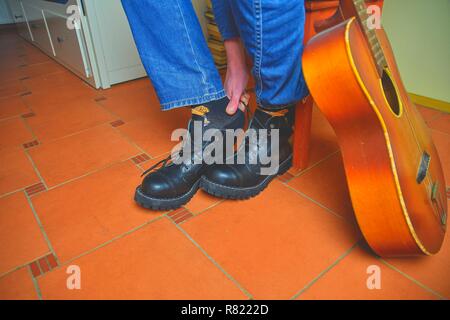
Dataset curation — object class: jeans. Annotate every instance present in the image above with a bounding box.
[121,0,308,111]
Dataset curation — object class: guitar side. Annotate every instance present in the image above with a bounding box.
[302,18,447,256]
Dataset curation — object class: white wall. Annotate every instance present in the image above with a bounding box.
[383,0,450,103]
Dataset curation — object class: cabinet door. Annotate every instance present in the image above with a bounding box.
[45,11,91,78]
[22,3,54,55]
[7,0,32,41]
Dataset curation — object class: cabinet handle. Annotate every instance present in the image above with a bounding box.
[57,36,65,43]
[14,15,23,19]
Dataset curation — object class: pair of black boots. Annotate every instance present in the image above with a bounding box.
[135,105,294,210]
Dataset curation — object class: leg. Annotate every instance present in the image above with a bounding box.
[121,0,247,210]
[293,96,313,170]
[228,0,309,109]
[121,0,225,110]
[201,0,310,199]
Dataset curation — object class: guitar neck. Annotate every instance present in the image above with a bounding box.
[351,0,388,76]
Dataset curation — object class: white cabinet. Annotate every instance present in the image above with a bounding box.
[6,0,147,89]
[7,0,32,41]
[81,0,146,87]
[22,2,54,55]
[45,10,91,78]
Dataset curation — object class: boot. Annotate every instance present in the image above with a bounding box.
[201,107,294,199]
[135,105,244,210]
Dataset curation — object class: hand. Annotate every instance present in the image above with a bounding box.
[223,38,249,115]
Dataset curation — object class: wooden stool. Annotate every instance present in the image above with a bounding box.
[293,0,384,171]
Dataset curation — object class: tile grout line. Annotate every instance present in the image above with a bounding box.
[291,150,341,178]
[23,149,49,189]
[24,191,60,266]
[19,104,124,145]
[0,251,51,280]
[111,125,148,158]
[0,113,30,123]
[378,258,447,300]
[0,186,29,200]
[290,241,360,300]
[430,127,450,138]
[19,110,38,141]
[425,109,446,124]
[179,199,226,225]
[27,265,43,300]
[0,152,147,200]
[35,215,167,278]
[93,98,152,157]
[169,217,253,300]
[283,183,351,223]
[34,156,142,194]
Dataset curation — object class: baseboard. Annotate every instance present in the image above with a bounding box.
[409,93,450,113]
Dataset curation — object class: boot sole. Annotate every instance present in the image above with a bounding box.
[135,180,200,211]
[200,155,293,200]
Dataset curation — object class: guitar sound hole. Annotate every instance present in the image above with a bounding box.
[381,69,401,116]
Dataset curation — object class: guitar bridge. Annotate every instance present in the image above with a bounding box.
[416,152,430,184]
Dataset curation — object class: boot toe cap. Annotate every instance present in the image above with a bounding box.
[140,173,174,198]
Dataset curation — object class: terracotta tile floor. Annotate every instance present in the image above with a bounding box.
[0,27,449,300]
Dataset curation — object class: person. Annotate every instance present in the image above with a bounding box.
[121,0,309,210]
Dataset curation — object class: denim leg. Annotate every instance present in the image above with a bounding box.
[229,0,309,110]
[121,0,225,110]
[211,0,239,40]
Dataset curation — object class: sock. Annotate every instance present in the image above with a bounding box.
[191,97,245,131]
[257,105,295,127]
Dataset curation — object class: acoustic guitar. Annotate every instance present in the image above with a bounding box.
[302,0,447,256]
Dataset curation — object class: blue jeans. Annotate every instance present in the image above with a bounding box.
[121,0,308,111]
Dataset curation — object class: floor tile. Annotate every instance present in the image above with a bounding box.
[183,180,360,299]
[25,97,114,141]
[0,66,26,83]
[184,190,222,215]
[298,245,440,300]
[22,82,99,110]
[21,61,67,79]
[99,86,158,122]
[288,152,355,221]
[22,70,83,94]
[431,130,450,183]
[0,27,448,300]
[117,107,190,157]
[0,80,27,98]
[417,105,444,124]
[0,147,40,195]
[21,50,51,66]
[102,77,151,98]
[0,267,38,300]
[0,192,49,275]
[429,114,450,135]
[306,107,340,168]
[0,96,30,120]
[0,55,24,71]
[384,201,450,299]
[28,124,139,187]
[38,218,247,300]
[32,161,161,262]
[0,117,34,150]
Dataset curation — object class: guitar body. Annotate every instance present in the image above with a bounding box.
[302,17,447,256]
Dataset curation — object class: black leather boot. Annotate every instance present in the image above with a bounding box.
[201,107,294,200]
[135,107,244,210]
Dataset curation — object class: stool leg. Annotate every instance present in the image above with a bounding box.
[293,95,313,171]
